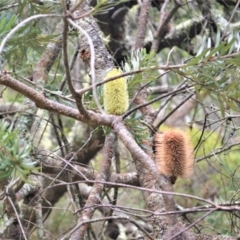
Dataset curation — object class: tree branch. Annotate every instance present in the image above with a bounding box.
[70,132,116,239]
[151,0,182,52]
[135,0,153,50]
[0,74,113,126]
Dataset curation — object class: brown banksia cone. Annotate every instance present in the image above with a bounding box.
[154,129,194,184]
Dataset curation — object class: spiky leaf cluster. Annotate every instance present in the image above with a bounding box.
[125,116,150,150]
[122,48,159,98]
[93,0,128,15]
[0,1,58,74]
[0,121,36,181]
[179,32,240,116]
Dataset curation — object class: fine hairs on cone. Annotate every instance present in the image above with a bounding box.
[103,68,129,115]
[154,129,194,181]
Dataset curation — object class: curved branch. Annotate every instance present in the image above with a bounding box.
[70,132,116,239]
[0,74,113,126]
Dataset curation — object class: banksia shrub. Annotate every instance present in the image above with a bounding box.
[154,129,194,183]
[103,68,129,115]
[0,121,37,181]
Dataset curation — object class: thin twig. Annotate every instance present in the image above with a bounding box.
[67,18,104,114]
[156,92,195,127]
[168,209,216,240]
[0,3,18,12]
[36,186,46,240]
[5,186,28,240]
[60,216,129,240]
[128,219,154,240]
[62,4,90,118]
[152,0,182,52]
[41,179,221,207]
[153,80,189,127]
[196,141,240,162]
[122,85,189,119]
[0,74,113,126]
[110,138,120,216]
[49,113,65,157]
[0,14,64,63]
[221,0,240,40]
[59,44,79,91]
[69,132,116,240]
[62,6,76,96]
[69,0,84,13]
[77,66,186,95]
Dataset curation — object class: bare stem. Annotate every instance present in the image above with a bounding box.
[70,132,116,240]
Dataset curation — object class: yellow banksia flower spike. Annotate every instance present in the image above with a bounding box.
[103,68,129,115]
